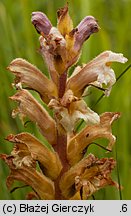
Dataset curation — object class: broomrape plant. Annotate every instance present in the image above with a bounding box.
[0,4,128,200]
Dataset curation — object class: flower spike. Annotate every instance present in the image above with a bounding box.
[1,4,128,200]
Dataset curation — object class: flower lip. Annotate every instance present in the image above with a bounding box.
[31,11,52,35]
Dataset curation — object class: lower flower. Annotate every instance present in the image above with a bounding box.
[0,154,55,200]
[60,153,118,200]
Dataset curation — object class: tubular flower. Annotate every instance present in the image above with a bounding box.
[0,4,128,200]
[10,90,57,145]
[7,58,58,104]
[67,112,120,165]
[48,90,100,133]
[6,133,62,179]
[0,154,55,200]
[66,51,128,97]
[60,154,118,199]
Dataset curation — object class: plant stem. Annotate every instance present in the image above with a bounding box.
[54,70,69,199]
[58,71,67,98]
[54,131,69,199]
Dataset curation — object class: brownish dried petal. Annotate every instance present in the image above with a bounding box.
[57,4,73,37]
[66,51,128,97]
[10,90,56,145]
[60,154,116,199]
[0,154,55,200]
[11,144,35,169]
[67,112,120,165]
[81,158,117,199]
[31,12,52,35]
[60,154,96,198]
[6,133,62,180]
[7,58,58,104]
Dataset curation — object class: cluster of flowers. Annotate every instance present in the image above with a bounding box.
[0,4,127,199]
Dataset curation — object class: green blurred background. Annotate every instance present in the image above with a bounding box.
[0,0,131,199]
